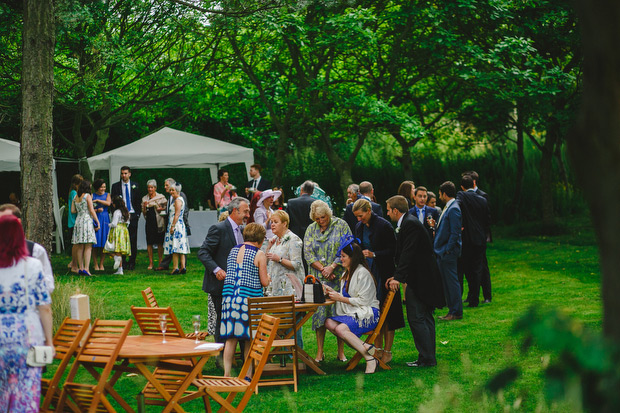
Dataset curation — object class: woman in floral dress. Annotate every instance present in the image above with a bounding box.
[71,180,100,276]
[163,182,190,274]
[0,215,53,412]
[303,200,352,362]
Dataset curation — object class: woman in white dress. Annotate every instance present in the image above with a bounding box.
[253,189,281,249]
[265,210,305,297]
[71,180,100,276]
[163,182,190,274]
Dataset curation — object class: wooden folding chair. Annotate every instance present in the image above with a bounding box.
[248,295,298,392]
[40,317,90,413]
[345,290,396,371]
[131,305,186,337]
[142,286,159,308]
[57,319,133,413]
[139,288,208,341]
[191,314,280,413]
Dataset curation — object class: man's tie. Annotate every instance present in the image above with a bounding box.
[252,179,257,189]
[234,226,243,245]
[417,207,424,222]
[124,183,132,212]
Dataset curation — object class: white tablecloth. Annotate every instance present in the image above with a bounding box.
[137,210,218,250]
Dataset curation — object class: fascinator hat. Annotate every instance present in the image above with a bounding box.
[336,234,361,257]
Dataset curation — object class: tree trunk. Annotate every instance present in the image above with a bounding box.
[20,0,55,252]
[569,1,620,343]
[391,129,415,180]
[513,105,525,221]
[540,121,559,228]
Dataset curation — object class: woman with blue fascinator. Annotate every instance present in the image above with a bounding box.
[325,235,380,374]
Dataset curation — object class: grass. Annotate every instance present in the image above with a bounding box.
[47,216,601,412]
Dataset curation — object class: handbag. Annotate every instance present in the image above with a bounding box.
[104,231,115,252]
[23,261,54,367]
[302,275,326,304]
[26,346,54,367]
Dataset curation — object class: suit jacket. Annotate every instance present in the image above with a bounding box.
[198,219,237,295]
[393,213,445,308]
[354,213,395,282]
[456,190,490,247]
[344,201,383,233]
[434,199,462,258]
[286,194,315,239]
[475,187,492,242]
[246,176,271,192]
[111,180,141,219]
[408,205,439,236]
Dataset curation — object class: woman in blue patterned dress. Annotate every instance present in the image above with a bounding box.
[303,200,352,363]
[0,215,53,412]
[163,183,190,275]
[91,179,111,271]
[220,223,270,377]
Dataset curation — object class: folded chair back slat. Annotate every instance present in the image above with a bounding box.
[131,305,185,337]
[142,287,159,308]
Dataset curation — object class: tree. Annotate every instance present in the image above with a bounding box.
[21,0,55,251]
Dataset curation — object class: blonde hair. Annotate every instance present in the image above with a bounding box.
[352,198,371,213]
[309,200,332,221]
[271,210,290,227]
[218,211,229,222]
[243,222,266,243]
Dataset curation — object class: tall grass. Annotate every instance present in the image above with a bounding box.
[51,277,108,331]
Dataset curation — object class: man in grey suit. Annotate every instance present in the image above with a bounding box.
[198,197,250,344]
[433,181,463,321]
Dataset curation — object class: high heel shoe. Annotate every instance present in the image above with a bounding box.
[171,269,180,275]
[337,356,348,362]
[365,358,378,374]
[381,350,393,364]
[364,344,376,357]
[314,353,325,363]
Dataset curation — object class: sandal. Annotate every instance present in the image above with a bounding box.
[365,358,378,374]
[381,350,393,364]
[364,344,376,357]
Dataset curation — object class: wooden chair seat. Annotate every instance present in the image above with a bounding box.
[345,290,396,372]
[191,314,280,413]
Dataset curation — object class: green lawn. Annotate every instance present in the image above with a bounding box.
[47,218,601,412]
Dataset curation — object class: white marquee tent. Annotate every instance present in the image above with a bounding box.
[87,127,255,182]
[0,137,64,252]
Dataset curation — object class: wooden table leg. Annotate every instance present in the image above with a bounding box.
[161,356,210,413]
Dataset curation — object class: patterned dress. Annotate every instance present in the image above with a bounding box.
[92,192,110,248]
[72,194,96,244]
[163,197,190,255]
[107,210,131,255]
[220,245,263,341]
[0,257,51,412]
[266,230,305,297]
[303,217,352,330]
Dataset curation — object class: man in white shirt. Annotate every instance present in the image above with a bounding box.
[245,164,271,196]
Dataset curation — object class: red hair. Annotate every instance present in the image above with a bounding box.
[0,215,28,267]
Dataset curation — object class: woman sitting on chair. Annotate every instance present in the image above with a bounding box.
[325,236,380,374]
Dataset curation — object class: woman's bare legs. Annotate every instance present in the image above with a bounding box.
[83,244,92,273]
[223,338,238,377]
[147,245,154,269]
[326,319,376,373]
[315,327,326,361]
[157,244,164,266]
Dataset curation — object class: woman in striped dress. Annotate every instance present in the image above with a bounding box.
[219,223,270,377]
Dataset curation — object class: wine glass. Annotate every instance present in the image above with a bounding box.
[192,315,201,344]
[159,314,167,344]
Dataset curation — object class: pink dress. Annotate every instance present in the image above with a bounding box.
[214,182,232,209]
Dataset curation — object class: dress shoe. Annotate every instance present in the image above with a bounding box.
[406,360,437,367]
[483,299,492,304]
[439,314,462,321]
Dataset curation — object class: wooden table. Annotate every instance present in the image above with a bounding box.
[283,299,335,376]
[108,335,222,413]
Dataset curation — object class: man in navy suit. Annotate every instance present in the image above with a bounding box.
[245,164,271,196]
[111,166,141,270]
[386,195,444,367]
[434,181,463,321]
[456,175,490,308]
[408,186,439,238]
[463,171,492,303]
[343,181,383,232]
[198,197,250,344]
[286,180,316,239]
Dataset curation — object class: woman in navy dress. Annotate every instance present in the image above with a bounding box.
[220,223,270,377]
[92,179,111,271]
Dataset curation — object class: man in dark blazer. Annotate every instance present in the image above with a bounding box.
[198,197,250,344]
[245,164,271,196]
[456,175,490,308]
[286,180,316,239]
[386,195,444,368]
[111,166,141,270]
[434,181,463,321]
[408,186,440,239]
[464,171,492,303]
[343,181,383,232]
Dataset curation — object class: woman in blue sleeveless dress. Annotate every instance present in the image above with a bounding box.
[220,223,270,377]
[92,179,111,271]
